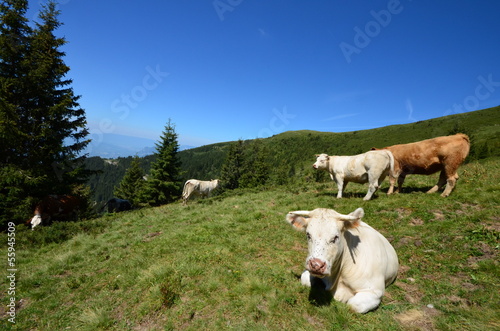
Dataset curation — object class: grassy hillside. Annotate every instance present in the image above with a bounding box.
[2,156,499,330]
[178,106,500,181]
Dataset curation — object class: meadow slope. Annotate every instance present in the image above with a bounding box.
[2,157,499,330]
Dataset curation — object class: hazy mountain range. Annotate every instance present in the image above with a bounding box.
[83,133,195,158]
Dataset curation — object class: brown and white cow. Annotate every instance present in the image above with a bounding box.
[371,133,470,197]
[286,207,399,313]
[29,195,81,229]
[313,150,394,200]
[181,179,220,205]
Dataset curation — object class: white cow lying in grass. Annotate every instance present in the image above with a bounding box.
[286,207,399,313]
[313,150,394,200]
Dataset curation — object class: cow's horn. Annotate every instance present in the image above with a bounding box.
[288,210,311,217]
[338,208,364,221]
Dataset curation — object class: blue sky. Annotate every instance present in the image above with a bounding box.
[27,0,500,148]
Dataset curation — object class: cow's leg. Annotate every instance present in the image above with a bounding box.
[335,178,345,199]
[387,175,396,194]
[364,174,379,200]
[396,174,406,193]
[347,290,383,313]
[387,168,400,194]
[427,170,447,194]
[441,173,459,197]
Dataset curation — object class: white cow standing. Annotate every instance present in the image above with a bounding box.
[286,207,399,313]
[313,150,394,200]
[182,179,220,205]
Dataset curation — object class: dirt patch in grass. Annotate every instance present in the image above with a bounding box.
[394,281,424,305]
[142,231,163,242]
[409,218,425,226]
[395,207,413,220]
[429,210,445,221]
[394,306,440,331]
[395,236,422,249]
[467,241,498,268]
[132,311,168,331]
[484,221,500,232]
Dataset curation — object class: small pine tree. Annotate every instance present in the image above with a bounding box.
[114,155,145,206]
[142,120,183,206]
[220,140,244,190]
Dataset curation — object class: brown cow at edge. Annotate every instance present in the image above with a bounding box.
[28,195,82,229]
[371,134,470,197]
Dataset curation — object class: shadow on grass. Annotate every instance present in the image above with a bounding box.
[395,185,435,194]
[314,191,385,200]
[308,277,333,307]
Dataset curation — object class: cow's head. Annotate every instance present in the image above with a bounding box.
[312,153,329,170]
[286,208,364,278]
[30,215,42,230]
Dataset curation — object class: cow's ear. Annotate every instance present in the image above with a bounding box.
[337,208,364,229]
[286,211,311,232]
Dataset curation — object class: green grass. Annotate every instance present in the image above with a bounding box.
[2,158,499,330]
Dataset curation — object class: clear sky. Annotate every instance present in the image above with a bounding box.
[27,0,500,147]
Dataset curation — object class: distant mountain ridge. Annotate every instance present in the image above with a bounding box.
[84,133,195,158]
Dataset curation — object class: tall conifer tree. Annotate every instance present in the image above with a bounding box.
[0,0,33,226]
[142,119,183,205]
[0,1,90,226]
[24,1,90,194]
[220,140,244,190]
[0,0,30,163]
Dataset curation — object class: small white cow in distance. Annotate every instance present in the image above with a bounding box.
[286,207,399,313]
[182,179,220,205]
[313,150,394,200]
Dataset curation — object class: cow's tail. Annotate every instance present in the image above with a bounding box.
[386,150,395,178]
[181,180,191,201]
[459,133,471,159]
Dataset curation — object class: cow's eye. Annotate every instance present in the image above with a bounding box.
[330,235,339,244]
[306,232,311,241]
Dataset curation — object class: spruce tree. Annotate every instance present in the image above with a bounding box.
[142,119,183,206]
[239,140,269,188]
[0,1,90,226]
[114,155,145,206]
[0,0,30,163]
[24,1,90,194]
[220,140,244,190]
[0,0,33,226]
